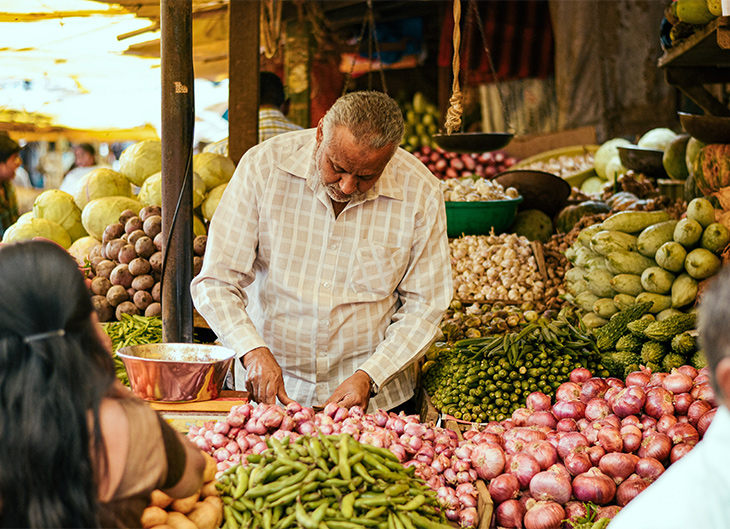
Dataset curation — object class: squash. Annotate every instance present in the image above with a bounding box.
[555,201,611,233]
[694,143,730,195]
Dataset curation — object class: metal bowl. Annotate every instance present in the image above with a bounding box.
[117,343,235,403]
[617,145,667,178]
[493,169,572,217]
[678,112,730,144]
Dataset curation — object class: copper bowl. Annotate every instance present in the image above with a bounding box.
[678,112,730,144]
[117,343,235,402]
[617,146,667,178]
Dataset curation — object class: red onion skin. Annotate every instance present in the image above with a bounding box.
[616,474,650,506]
[667,423,699,446]
[507,452,542,489]
[670,443,694,463]
[597,426,623,453]
[557,432,589,459]
[570,367,592,384]
[585,398,612,422]
[648,371,668,388]
[598,452,639,484]
[524,440,558,471]
[657,414,678,434]
[572,468,617,505]
[556,418,577,432]
[677,365,698,380]
[603,414,621,429]
[621,432,642,453]
[523,500,565,529]
[644,387,675,419]
[638,432,672,462]
[555,382,583,402]
[597,505,622,520]
[696,384,718,407]
[662,370,693,394]
[587,445,605,466]
[552,400,586,421]
[512,407,533,427]
[505,437,526,455]
[576,418,590,432]
[625,371,650,388]
[640,415,658,432]
[563,452,592,477]
[673,392,695,415]
[495,499,526,528]
[489,473,520,505]
[687,400,713,427]
[527,392,552,411]
[506,427,548,444]
[470,443,506,480]
[698,408,717,438]
[621,414,640,428]
[635,457,665,481]
[529,469,573,505]
[606,377,625,389]
[527,411,558,429]
[612,387,646,418]
[694,374,710,386]
[564,501,588,529]
[580,378,609,404]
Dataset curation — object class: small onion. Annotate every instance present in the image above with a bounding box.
[564,501,588,527]
[557,432,588,459]
[570,367,592,383]
[597,505,622,520]
[677,365,698,379]
[512,407,533,427]
[698,408,716,438]
[585,398,612,421]
[604,414,622,429]
[625,370,650,388]
[640,415,657,432]
[524,440,558,471]
[673,392,695,415]
[694,374,710,385]
[553,400,587,421]
[527,391,552,411]
[598,452,638,484]
[587,445,605,466]
[644,387,675,419]
[524,500,565,529]
[527,411,558,429]
[507,452,542,489]
[687,400,713,427]
[616,474,650,506]
[495,499,526,528]
[580,378,609,404]
[670,443,694,463]
[606,377,625,389]
[563,451,592,477]
[612,387,646,418]
[489,473,520,504]
[556,418,577,432]
[637,432,672,462]
[470,443,506,480]
[529,468,573,505]
[694,384,718,407]
[458,507,479,528]
[648,371,668,388]
[656,414,678,434]
[667,423,699,446]
[555,382,582,402]
[597,426,623,453]
[572,467,616,505]
[662,370,693,394]
[635,457,665,481]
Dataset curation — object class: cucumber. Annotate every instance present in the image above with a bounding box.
[577,224,605,248]
[671,273,698,308]
[606,250,656,276]
[640,267,676,295]
[637,220,678,258]
[590,230,639,256]
[610,274,644,296]
[564,266,586,284]
[614,293,637,311]
[582,312,609,329]
[600,210,671,233]
[575,291,601,313]
[594,298,619,319]
[585,268,617,298]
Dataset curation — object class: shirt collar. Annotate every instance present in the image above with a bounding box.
[278,136,403,202]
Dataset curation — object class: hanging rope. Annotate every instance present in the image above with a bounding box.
[444,0,463,135]
[342,0,387,96]
[260,0,282,59]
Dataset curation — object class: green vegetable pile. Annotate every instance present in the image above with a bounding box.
[102,313,163,385]
[424,309,607,423]
[217,434,451,529]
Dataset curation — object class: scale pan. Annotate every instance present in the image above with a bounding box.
[433,132,513,153]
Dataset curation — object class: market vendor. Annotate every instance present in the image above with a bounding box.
[191,90,452,412]
[609,266,730,529]
[0,134,21,237]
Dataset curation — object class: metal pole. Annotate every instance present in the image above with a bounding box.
[160,0,194,343]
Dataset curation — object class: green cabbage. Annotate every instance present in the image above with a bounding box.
[67,235,101,267]
[2,217,72,249]
[33,189,87,242]
[73,167,132,210]
[594,138,631,180]
[202,183,227,222]
[194,214,206,237]
[119,140,162,187]
[81,196,142,240]
[16,211,34,225]
[193,152,236,191]
[138,171,206,209]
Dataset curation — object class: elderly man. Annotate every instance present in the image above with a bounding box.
[192,91,452,412]
[609,266,730,528]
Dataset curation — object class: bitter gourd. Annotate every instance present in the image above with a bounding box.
[671,332,698,356]
[595,301,653,351]
[640,341,667,365]
[616,334,643,353]
[663,353,686,372]
[642,313,697,342]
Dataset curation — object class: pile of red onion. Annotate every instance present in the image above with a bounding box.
[412,145,517,180]
[473,365,717,529]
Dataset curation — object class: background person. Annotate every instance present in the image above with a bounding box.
[609,266,730,529]
[0,240,205,528]
[258,71,304,143]
[60,143,99,194]
[192,90,452,413]
[0,135,21,237]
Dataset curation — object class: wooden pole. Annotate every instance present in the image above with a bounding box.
[160,0,194,343]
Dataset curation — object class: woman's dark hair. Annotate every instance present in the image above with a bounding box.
[0,240,116,528]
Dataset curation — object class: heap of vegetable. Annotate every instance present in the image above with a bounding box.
[102,313,163,385]
[216,434,454,529]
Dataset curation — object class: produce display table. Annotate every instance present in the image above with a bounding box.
[150,390,248,433]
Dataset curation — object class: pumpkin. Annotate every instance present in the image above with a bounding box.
[555,200,611,233]
[694,144,730,195]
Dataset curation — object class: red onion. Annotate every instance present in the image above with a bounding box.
[213,421,230,435]
[612,387,646,418]
[616,474,650,506]
[452,459,470,473]
[597,426,623,453]
[458,507,479,528]
[606,377,625,389]
[570,367,592,383]
[598,452,638,484]
[667,423,699,446]
[523,500,565,529]
[694,374,710,386]
[687,400,712,427]
[389,443,407,463]
[444,509,458,522]
[526,391,552,411]
[673,392,694,415]
[587,445,605,466]
[512,407,533,426]
[556,418,577,432]
[529,468,573,504]
[470,443,505,480]
[563,452,592,476]
[505,437,526,455]
[621,415,640,427]
[640,415,658,434]
[194,436,212,451]
[604,414,621,429]
[563,501,588,528]
[677,365,698,379]
[662,370,693,394]
[657,414,678,434]
[694,384,718,407]
[489,473,520,504]
[557,432,588,459]
[211,432,228,449]
[621,429,642,453]
[555,382,582,402]
[638,432,672,462]
[698,408,716,438]
[597,505,622,520]
[625,370,650,388]
[459,494,478,509]
[648,371,668,388]
[635,457,665,481]
[604,387,621,408]
[583,421,602,445]
[584,398,612,421]
[572,468,616,505]
[507,452,542,489]
[456,482,477,498]
[580,378,609,404]
[644,387,675,419]
[524,440,558,471]
[436,486,459,510]
[495,499,526,528]
[505,427,547,444]
[576,418,590,431]
[670,443,694,463]
[527,411,558,429]
[552,401,587,422]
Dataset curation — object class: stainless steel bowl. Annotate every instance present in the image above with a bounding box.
[117,343,235,402]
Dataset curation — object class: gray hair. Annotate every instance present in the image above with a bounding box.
[321,91,404,150]
[698,266,730,400]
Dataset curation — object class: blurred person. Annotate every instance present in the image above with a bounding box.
[258,71,303,142]
[0,240,205,528]
[610,266,730,529]
[0,135,21,237]
[60,143,99,194]
[192,91,451,413]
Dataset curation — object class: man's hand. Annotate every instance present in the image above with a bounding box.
[324,370,371,410]
[242,347,294,406]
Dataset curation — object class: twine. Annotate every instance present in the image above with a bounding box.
[444,0,463,135]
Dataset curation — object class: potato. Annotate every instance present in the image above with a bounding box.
[105,239,127,262]
[203,495,222,510]
[116,301,139,320]
[164,512,197,529]
[141,506,168,529]
[129,257,151,277]
[110,264,133,288]
[103,222,125,243]
[202,453,217,482]
[134,290,154,311]
[154,231,164,251]
[91,276,113,296]
[136,236,156,259]
[140,205,162,222]
[132,274,155,291]
[119,209,138,226]
[149,489,174,509]
[199,480,219,499]
[170,491,199,514]
[193,256,203,276]
[89,244,103,266]
[91,295,114,322]
[118,244,138,265]
[106,285,129,307]
[128,229,147,247]
[151,282,161,302]
[187,501,220,529]
[193,235,207,257]
[145,302,162,317]
[149,251,163,273]
[95,259,117,279]
[125,216,143,234]
[144,215,163,239]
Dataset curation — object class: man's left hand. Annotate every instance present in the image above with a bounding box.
[324,370,371,410]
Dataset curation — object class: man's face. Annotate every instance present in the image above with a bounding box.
[0,153,21,182]
[314,123,394,203]
[75,147,94,168]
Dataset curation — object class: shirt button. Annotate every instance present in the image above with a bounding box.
[330,244,337,251]
[318,351,326,358]
[323,282,330,288]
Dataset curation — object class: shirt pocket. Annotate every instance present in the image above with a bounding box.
[350,242,407,298]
